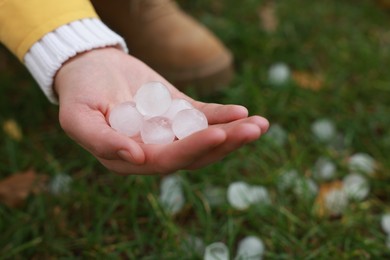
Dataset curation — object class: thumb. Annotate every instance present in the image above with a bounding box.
[59,104,145,164]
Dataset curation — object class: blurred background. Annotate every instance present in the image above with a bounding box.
[1,0,390,258]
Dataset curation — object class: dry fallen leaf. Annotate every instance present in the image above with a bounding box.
[3,119,23,141]
[0,170,46,207]
[258,1,278,33]
[292,71,324,91]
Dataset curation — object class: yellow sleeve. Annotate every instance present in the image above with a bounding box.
[0,0,98,61]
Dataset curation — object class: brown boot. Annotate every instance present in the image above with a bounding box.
[90,0,234,96]
[376,0,390,9]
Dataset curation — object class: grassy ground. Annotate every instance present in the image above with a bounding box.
[1,0,390,258]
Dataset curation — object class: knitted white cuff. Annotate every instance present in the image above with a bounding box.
[24,18,128,104]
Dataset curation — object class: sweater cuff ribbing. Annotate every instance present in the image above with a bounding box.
[24,18,128,104]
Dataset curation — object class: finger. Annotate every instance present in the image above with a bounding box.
[212,116,268,144]
[99,127,227,175]
[190,123,261,169]
[244,115,270,134]
[210,114,269,133]
[144,127,227,173]
[59,104,145,164]
[193,102,249,124]
[187,118,267,169]
[146,116,268,172]
[97,117,268,174]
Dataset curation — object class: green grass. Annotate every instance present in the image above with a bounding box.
[1,0,390,258]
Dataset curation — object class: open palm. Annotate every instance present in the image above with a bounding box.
[54,47,269,175]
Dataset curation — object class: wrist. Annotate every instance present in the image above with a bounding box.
[53,47,132,104]
[24,18,128,104]
[54,46,118,87]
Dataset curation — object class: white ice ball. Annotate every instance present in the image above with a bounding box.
[159,175,185,215]
[324,188,348,216]
[135,81,172,117]
[235,236,265,260]
[204,242,229,260]
[313,157,337,181]
[248,186,271,205]
[160,174,182,192]
[172,108,208,140]
[159,188,185,215]
[381,213,390,234]
[348,153,376,175]
[141,116,175,144]
[48,173,72,195]
[342,173,369,201]
[162,98,193,120]
[268,62,290,86]
[109,101,143,137]
[311,118,336,142]
[227,181,252,210]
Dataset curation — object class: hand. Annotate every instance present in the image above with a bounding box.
[54,47,269,175]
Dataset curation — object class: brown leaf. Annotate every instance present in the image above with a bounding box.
[0,170,46,207]
[3,119,23,141]
[258,1,278,33]
[292,71,324,91]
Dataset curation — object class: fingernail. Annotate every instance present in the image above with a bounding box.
[117,149,134,163]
